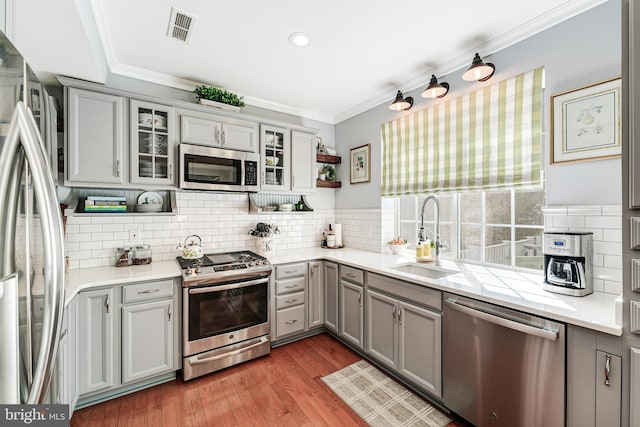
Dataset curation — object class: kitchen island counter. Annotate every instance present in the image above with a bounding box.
[267,247,622,336]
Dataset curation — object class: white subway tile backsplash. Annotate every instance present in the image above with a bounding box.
[65,193,335,269]
[585,216,622,229]
[544,204,622,297]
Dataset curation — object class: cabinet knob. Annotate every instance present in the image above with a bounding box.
[168,305,172,321]
[392,306,397,322]
[605,353,611,386]
[216,128,221,144]
[285,319,298,325]
[222,130,226,146]
[115,160,120,177]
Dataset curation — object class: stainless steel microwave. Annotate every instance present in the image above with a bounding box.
[179,143,260,192]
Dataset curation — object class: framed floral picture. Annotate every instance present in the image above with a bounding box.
[550,77,621,164]
[350,144,370,184]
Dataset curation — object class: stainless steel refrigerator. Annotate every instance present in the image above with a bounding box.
[0,30,65,404]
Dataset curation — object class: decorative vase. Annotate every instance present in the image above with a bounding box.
[197,98,242,112]
[255,237,275,254]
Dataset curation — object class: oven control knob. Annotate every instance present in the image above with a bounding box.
[195,265,202,274]
[186,266,193,275]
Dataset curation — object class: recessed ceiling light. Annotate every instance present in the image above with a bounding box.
[288,32,311,47]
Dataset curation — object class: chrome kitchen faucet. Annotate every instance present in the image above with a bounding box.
[418,195,448,265]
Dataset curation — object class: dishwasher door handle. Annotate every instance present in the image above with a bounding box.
[445,299,558,341]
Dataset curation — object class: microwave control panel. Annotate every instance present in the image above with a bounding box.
[245,161,258,186]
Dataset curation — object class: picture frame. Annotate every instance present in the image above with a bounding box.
[315,136,324,153]
[550,77,621,164]
[350,144,371,184]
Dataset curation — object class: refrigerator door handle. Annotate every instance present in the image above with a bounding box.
[0,102,65,404]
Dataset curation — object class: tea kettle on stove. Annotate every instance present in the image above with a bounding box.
[177,235,204,259]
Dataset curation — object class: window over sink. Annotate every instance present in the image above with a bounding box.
[395,188,545,270]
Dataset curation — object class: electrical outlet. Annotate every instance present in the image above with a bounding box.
[129,228,141,244]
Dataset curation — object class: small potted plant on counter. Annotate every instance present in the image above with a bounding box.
[194,85,246,112]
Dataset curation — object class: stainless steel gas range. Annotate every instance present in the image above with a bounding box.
[178,251,272,380]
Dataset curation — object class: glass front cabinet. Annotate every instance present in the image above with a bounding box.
[130,100,175,185]
[260,124,290,192]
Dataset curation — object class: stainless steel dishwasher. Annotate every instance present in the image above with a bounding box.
[443,293,565,427]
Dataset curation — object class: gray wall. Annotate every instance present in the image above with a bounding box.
[335,0,622,209]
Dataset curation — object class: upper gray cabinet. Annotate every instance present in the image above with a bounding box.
[66,88,126,186]
[631,0,640,208]
[130,99,175,186]
[179,109,258,152]
[291,130,316,193]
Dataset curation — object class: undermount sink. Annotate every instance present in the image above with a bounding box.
[389,263,458,280]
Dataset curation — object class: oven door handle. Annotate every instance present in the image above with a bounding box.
[188,277,269,294]
[188,336,269,366]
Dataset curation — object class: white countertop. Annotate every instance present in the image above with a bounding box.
[65,261,182,305]
[64,247,622,336]
[266,247,623,336]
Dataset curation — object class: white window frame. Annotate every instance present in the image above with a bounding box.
[395,189,544,269]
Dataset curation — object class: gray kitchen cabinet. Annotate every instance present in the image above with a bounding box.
[307,261,324,328]
[324,261,339,332]
[66,88,126,186]
[366,281,442,397]
[566,325,623,427]
[631,347,640,427]
[180,111,258,152]
[130,99,175,185]
[65,296,80,414]
[260,124,290,192]
[291,130,316,193]
[76,279,180,407]
[78,288,116,396]
[273,263,307,340]
[366,289,397,368]
[397,300,441,396]
[121,299,174,383]
[339,266,364,350]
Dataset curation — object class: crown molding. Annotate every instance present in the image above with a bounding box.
[334,0,608,123]
[88,0,607,126]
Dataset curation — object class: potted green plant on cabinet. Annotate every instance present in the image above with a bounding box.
[194,85,245,112]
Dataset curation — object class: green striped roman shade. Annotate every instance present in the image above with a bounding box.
[381,67,544,196]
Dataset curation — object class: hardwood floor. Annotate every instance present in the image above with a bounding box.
[70,333,461,426]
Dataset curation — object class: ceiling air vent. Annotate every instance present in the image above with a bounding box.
[167,7,197,43]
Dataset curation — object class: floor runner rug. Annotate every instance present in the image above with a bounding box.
[321,359,453,427]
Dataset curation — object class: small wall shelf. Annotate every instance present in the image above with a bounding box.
[316,154,341,164]
[316,153,342,188]
[316,180,341,188]
[64,189,177,216]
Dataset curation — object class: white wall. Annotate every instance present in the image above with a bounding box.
[334,0,622,209]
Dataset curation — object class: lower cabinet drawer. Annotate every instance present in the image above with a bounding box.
[276,305,305,338]
[276,277,306,294]
[122,279,174,304]
[276,291,305,309]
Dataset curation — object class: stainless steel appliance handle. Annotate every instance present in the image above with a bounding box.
[188,337,268,366]
[445,299,558,341]
[0,102,65,403]
[188,277,269,294]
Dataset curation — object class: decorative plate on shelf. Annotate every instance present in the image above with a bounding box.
[137,191,163,205]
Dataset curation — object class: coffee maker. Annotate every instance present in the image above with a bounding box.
[543,232,593,296]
